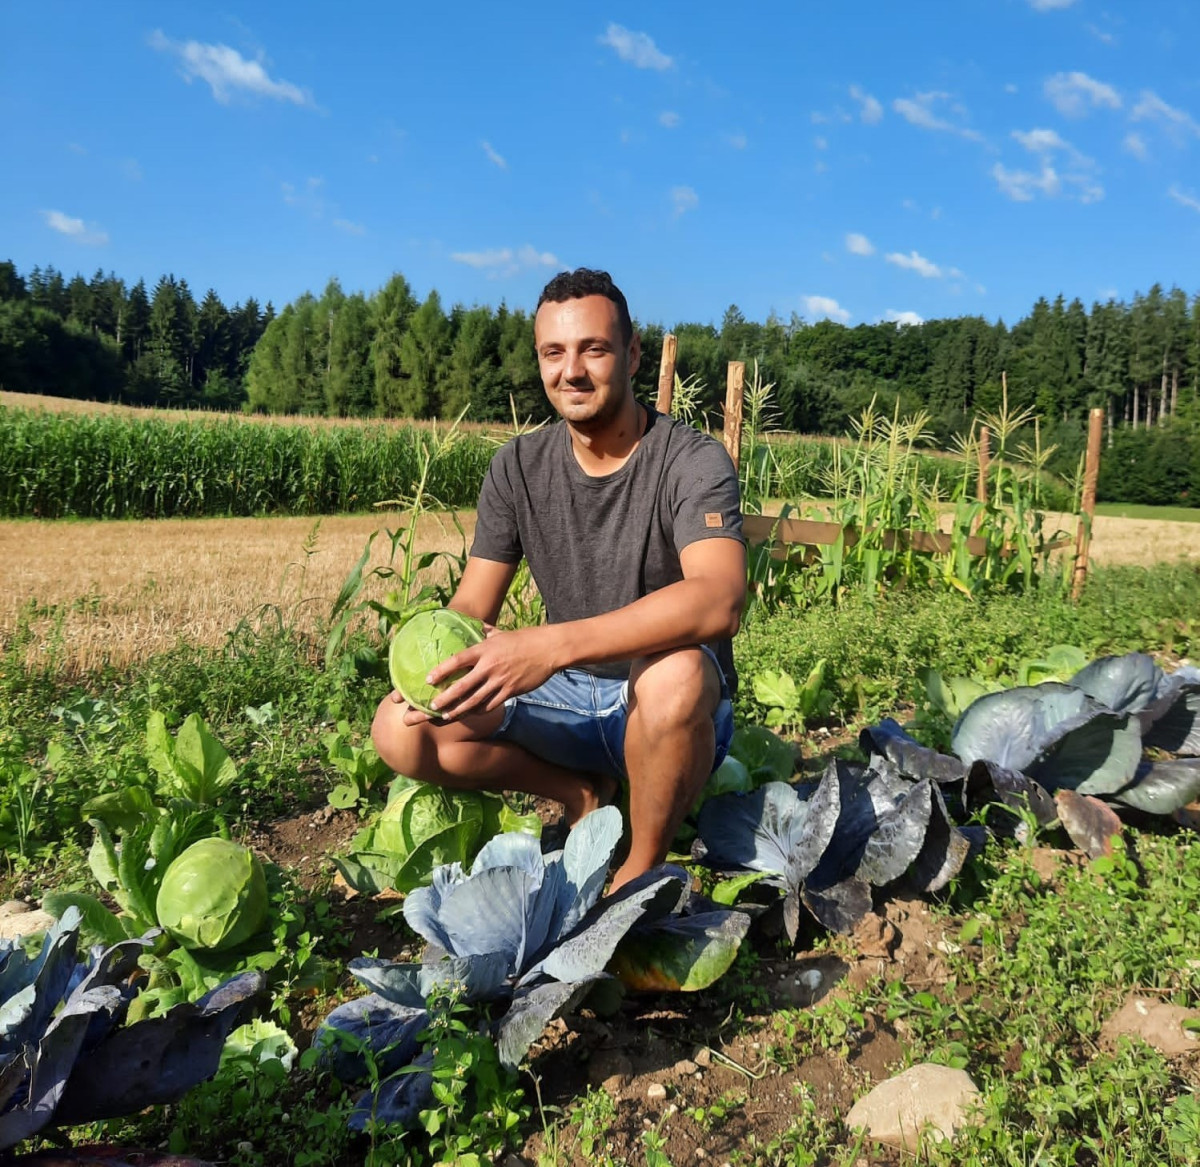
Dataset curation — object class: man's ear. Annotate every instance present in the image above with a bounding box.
[627,330,641,379]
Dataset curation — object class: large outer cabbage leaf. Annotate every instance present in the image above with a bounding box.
[1069,653,1161,717]
[952,683,1141,795]
[1140,667,1200,756]
[859,719,967,787]
[609,909,751,992]
[1115,758,1200,814]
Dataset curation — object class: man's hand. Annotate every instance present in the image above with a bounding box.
[408,624,563,723]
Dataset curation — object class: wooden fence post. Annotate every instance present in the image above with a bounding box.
[1071,407,1105,601]
[723,360,745,471]
[977,425,990,504]
[655,333,677,415]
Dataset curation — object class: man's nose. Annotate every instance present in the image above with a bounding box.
[564,349,588,381]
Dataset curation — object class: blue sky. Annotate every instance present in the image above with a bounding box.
[3,1,1198,330]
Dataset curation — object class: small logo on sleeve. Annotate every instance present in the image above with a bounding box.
[705,512,724,528]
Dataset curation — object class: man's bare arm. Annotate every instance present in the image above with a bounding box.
[447,556,520,625]
[428,537,746,718]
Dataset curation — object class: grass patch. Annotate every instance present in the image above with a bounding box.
[1095,502,1200,523]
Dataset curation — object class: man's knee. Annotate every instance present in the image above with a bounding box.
[371,696,428,777]
[628,647,720,729]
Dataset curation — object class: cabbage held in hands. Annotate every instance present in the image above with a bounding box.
[389,608,486,717]
[155,837,268,952]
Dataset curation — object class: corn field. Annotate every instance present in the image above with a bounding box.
[0,408,495,518]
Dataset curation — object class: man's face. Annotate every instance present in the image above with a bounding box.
[534,294,641,431]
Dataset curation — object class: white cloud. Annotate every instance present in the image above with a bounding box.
[845,232,875,256]
[671,185,699,216]
[724,131,747,149]
[1123,132,1148,160]
[883,309,924,326]
[148,29,314,107]
[598,24,672,70]
[814,136,828,150]
[282,176,326,216]
[1131,90,1200,141]
[892,91,983,141]
[1002,126,1103,202]
[803,295,850,324]
[658,110,680,128]
[885,249,942,278]
[1168,185,1200,214]
[1086,22,1117,45]
[450,245,560,275]
[41,209,108,245]
[333,218,366,236]
[481,140,507,169]
[1004,83,1019,95]
[849,84,883,124]
[1043,71,1121,117]
[1029,0,1078,10]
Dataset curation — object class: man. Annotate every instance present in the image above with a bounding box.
[372,268,746,890]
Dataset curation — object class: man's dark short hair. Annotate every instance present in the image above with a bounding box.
[536,268,633,345]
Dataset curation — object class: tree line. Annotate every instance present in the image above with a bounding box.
[3,258,1199,444]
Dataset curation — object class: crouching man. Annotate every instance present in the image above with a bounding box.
[372,268,746,890]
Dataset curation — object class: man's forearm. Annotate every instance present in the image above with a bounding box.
[539,576,744,672]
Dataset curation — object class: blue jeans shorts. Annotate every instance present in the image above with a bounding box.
[488,646,734,783]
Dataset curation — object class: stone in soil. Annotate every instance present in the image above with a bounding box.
[846,1063,981,1151]
[1100,993,1200,1058]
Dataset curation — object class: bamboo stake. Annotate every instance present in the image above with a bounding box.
[655,333,677,415]
[1071,407,1105,601]
[723,360,745,470]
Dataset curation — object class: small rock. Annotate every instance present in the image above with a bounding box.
[695,1149,708,1160]
[798,968,823,992]
[236,1141,254,1155]
[646,1082,668,1102]
[0,900,32,917]
[1100,994,1200,1058]
[0,909,55,941]
[674,1059,698,1076]
[692,1046,712,1068]
[846,1063,982,1151]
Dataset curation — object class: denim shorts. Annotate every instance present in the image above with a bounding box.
[488,646,734,783]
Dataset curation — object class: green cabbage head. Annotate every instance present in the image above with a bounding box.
[388,608,486,717]
[155,837,268,952]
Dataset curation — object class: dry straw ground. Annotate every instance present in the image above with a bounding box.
[2,508,1199,676]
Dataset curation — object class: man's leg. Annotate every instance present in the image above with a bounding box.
[371,698,605,825]
[612,647,722,890]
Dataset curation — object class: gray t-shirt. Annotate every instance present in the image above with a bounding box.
[470,406,744,691]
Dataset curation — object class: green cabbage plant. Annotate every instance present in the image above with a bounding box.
[388,608,486,717]
[155,838,269,952]
[334,780,541,897]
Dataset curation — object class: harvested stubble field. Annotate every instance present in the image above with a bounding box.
[2,508,1199,675]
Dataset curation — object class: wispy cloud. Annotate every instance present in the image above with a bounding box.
[67,142,87,155]
[1123,132,1148,160]
[1043,71,1121,117]
[803,295,850,324]
[892,91,983,141]
[1131,90,1200,142]
[599,24,672,70]
[1168,185,1200,214]
[883,309,924,326]
[885,249,943,278]
[333,218,366,236]
[449,244,560,276]
[849,84,883,124]
[1029,0,1078,10]
[814,136,828,151]
[1086,22,1117,45]
[120,158,143,182]
[282,176,326,216]
[845,232,875,256]
[41,209,108,245]
[481,140,508,169]
[671,185,699,216]
[724,131,747,149]
[148,29,315,107]
[658,110,680,129]
[997,126,1104,202]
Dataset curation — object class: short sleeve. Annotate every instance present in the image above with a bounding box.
[668,434,745,555]
[470,442,524,564]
